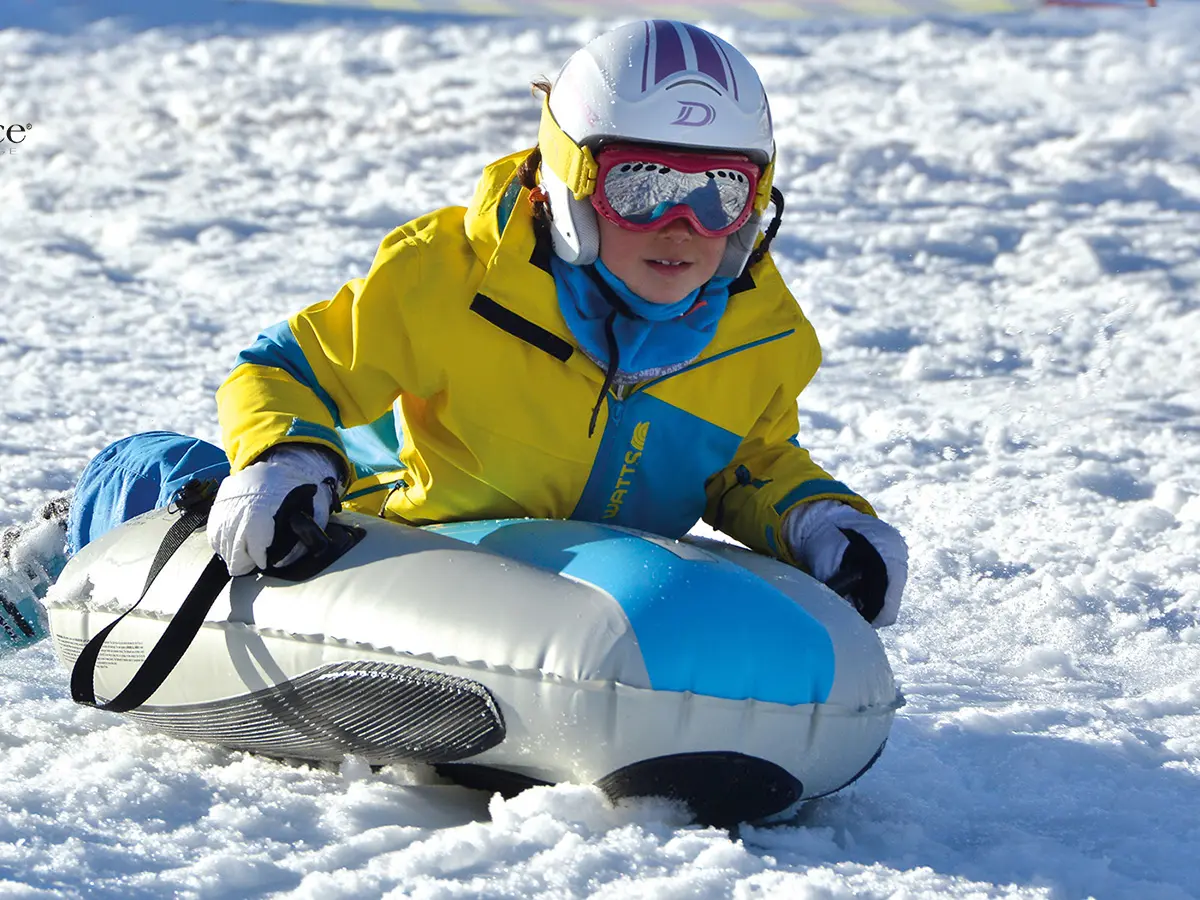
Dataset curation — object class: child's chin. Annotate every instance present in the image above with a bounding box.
[639,281,694,305]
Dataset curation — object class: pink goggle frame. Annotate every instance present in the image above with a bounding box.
[590,144,761,239]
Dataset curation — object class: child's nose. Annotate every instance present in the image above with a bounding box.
[659,217,695,238]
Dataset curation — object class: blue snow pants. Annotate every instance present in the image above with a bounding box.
[67,431,230,556]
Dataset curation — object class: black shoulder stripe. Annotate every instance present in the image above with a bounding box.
[529,227,555,275]
[470,294,573,363]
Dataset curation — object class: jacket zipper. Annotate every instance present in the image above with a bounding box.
[603,329,797,407]
[597,329,797,451]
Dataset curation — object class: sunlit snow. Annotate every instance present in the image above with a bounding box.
[1,2,1199,897]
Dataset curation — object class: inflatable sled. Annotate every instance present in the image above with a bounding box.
[47,502,901,825]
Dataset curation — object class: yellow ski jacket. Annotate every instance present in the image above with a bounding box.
[216,150,874,564]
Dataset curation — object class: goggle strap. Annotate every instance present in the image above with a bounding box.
[754,155,775,215]
[538,97,598,200]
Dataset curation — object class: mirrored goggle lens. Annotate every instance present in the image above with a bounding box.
[601,162,753,232]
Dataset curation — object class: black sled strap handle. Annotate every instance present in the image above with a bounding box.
[71,479,231,713]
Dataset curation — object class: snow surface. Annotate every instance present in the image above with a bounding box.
[2,1,1200,897]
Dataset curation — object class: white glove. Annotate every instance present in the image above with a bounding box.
[208,444,342,576]
[783,500,908,627]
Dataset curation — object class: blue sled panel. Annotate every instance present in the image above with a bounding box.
[429,519,835,706]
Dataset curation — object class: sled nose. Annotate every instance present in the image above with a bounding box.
[597,752,805,827]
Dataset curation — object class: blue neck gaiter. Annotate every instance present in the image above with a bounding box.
[551,256,732,384]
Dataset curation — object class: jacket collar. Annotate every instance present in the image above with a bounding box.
[463,151,806,375]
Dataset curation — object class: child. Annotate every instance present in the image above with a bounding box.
[60,19,908,630]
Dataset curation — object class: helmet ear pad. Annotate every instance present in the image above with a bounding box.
[716,212,762,279]
[540,163,600,267]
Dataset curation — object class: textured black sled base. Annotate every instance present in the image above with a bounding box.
[439,753,803,827]
[436,763,552,798]
[128,661,505,764]
[596,752,805,827]
[440,748,890,828]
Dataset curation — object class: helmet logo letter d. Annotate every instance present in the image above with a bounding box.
[671,101,715,127]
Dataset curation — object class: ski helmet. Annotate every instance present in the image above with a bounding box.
[538,20,776,278]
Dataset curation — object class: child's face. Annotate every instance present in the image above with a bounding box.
[596,215,727,305]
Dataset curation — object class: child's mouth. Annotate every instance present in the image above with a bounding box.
[646,259,691,273]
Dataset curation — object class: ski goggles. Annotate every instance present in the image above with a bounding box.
[590,144,761,238]
[535,96,776,232]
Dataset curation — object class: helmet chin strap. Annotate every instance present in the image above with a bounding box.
[736,187,786,278]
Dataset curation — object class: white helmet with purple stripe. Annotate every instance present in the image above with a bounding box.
[539,20,776,278]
